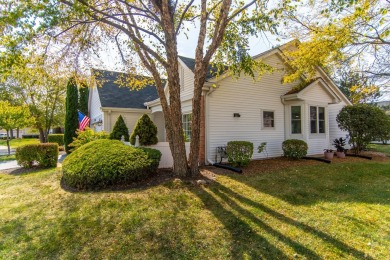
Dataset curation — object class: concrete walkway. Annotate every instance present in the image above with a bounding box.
[0,145,15,156]
[0,154,68,171]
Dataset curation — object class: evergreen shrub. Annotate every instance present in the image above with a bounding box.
[110,115,129,141]
[48,134,64,146]
[64,78,79,153]
[282,139,308,160]
[226,141,254,167]
[16,143,59,168]
[62,139,155,190]
[69,128,109,152]
[130,114,158,145]
[138,147,162,173]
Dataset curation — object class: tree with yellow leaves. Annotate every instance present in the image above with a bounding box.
[281,0,389,88]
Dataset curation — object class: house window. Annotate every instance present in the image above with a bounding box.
[263,111,274,128]
[291,106,302,134]
[182,113,192,141]
[310,106,325,134]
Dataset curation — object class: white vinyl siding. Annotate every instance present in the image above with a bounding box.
[207,54,299,161]
[90,87,103,131]
[328,101,350,146]
[178,61,195,99]
[103,110,150,134]
[301,82,334,103]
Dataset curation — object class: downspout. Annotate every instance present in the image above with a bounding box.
[280,95,287,140]
[205,83,217,165]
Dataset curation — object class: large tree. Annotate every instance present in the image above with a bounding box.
[1,0,278,176]
[336,71,380,104]
[0,54,67,142]
[281,0,390,86]
[0,101,33,155]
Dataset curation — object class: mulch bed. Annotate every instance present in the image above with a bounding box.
[3,151,388,191]
[201,151,390,176]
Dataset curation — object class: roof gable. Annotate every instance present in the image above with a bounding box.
[93,69,159,109]
[283,77,340,103]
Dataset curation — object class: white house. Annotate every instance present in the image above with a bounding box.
[89,42,351,166]
[88,69,165,140]
[145,42,351,165]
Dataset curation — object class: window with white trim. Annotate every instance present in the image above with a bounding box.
[310,106,325,133]
[182,113,192,141]
[291,106,302,134]
[262,110,275,128]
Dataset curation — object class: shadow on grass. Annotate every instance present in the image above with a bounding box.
[191,180,372,259]
[191,185,316,258]
[223,162,390,205]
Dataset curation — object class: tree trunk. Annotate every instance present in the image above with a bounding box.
[6,130,10,155]
[165,63,189,176]
[10,129,14,139]
[38,127,45,143]
[159,3,190,177]
[189,73,207,177]
[16,128,19,139]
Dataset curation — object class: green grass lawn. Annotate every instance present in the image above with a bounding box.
[1,162,389,259]
[0,155,15,162]
[369,143,390,156]
[0,138,39,149]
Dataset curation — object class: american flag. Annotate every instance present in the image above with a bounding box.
[78,111,90,131]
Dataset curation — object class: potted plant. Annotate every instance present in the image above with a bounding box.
[333,137,347,158]
[324,149,334,160]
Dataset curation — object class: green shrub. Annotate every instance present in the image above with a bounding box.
[138,147,162,173]
[48,134,64,146]
[130,114,158,145]
[16,143,59,168]
[69,127,109,152]
[62,139,155,190]
[110,115,129,141]
[337,104,390,153]
[226,141,254,167]
[64,77,79,154]
[282,139,308,160]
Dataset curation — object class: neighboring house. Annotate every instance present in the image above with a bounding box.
[145,41,351,165]
[88,69,162,139]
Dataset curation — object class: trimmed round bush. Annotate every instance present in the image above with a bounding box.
[62,139,154,190]
[138,147,162,173]
[48,134,64,146]
[282,139,308,160]
[16,143,59,168]
[226,141,254,167]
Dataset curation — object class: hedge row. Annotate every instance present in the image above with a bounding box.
[16,143,59,168]
[47,134,64,146]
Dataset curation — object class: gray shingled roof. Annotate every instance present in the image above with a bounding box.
[93,69,159,109]
[178,56,225,80]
